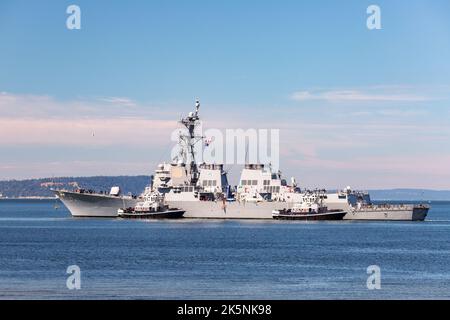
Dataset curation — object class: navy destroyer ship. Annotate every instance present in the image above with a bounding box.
[54,100,429,221]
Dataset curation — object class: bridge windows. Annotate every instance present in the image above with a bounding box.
[174,186,195,193]
[202,180,217,187]
[263,186,280,193]
[241,180,258,186]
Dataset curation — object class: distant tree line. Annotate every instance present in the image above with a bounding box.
[0,176,152,198]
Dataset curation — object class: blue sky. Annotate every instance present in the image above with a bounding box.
[1,0,450,188]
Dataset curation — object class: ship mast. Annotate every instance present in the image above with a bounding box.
[177,100,203,185]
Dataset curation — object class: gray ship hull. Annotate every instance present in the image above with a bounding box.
[343,205,428,221]
[54,190,428,221]
[54,190,139,217]
[168,200,293,219]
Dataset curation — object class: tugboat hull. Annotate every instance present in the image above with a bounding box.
[118,209,185,219]
[272,210,347,221]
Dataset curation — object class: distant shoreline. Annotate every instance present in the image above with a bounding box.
[0,197,58,200]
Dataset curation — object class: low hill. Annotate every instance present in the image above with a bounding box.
[0,176,152,198]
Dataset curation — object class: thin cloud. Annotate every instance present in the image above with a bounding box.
[291,89,430,102]
[98,96,137,107]
[0,118,177,146]
[0,92,180,147]
[290,154,450,177]
[349,109,428,117]
[0,91,176,119]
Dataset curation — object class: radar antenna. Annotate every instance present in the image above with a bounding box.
[175,99,204,184]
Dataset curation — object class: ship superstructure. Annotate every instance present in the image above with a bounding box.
[147,101,349,219]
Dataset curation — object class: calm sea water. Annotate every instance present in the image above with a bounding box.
[0,199,449,300]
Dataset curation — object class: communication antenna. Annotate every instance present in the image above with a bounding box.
[176,99,204,184]
[195,99,200,116]
[245,140,249,164]
[291,177,297,188]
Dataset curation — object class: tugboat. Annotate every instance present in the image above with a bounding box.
[272,190,347,221]
[118,192,185,219]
